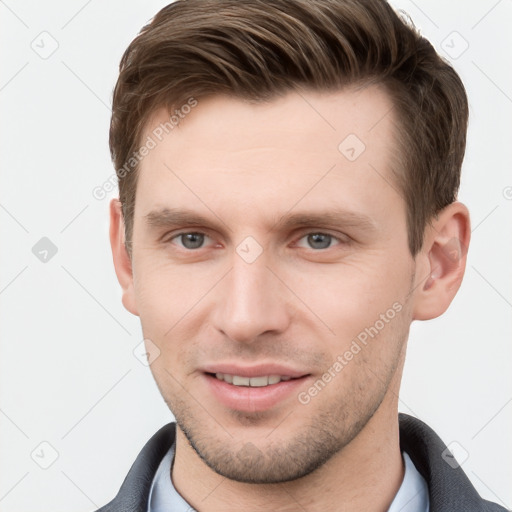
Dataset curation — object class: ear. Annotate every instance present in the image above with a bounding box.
[412,201,471,321]
[109,198,139,316]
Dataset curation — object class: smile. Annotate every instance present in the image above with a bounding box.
[204,370,311,412]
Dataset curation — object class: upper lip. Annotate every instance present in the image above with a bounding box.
[202,363,309,379]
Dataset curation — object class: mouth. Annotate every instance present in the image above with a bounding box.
[202,367,311,413]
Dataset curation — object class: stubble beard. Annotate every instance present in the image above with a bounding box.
[167,371,394,484]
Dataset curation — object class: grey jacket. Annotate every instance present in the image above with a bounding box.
[94,413,508,511]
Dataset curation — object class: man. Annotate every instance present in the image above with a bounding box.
[98,0,506,510]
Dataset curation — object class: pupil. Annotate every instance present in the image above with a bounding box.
[309,233,330,249]
[182,233,203,249]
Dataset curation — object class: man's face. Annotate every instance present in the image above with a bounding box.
[128,87,418,483]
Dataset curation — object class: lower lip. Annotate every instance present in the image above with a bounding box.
[203,373,310,413]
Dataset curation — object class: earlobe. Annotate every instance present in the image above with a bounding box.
[412,202,470,321]
[109,198,139,316]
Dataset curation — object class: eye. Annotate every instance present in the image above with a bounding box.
[170,232,212,250]
[295,233,343,250]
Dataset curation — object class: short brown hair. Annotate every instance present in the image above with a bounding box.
[110,0,468,257]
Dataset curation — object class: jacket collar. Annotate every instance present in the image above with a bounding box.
[398,413,504,511]
[98,422,175,512]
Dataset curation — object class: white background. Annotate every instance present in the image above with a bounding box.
[0,1,511,510]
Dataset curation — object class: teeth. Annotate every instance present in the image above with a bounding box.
[214,373,293,387]
[250,376,269,387]
[232,375,250,386]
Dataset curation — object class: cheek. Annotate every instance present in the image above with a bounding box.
[287,257,409,341]
[135,251,189,298]
[133,257,219,337]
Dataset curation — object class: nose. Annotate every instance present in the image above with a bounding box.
[212,250,292,344]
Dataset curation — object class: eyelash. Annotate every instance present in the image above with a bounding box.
[165,231,349,251]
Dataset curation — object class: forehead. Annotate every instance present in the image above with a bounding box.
[144,85,396,159]
[135,86,402,229]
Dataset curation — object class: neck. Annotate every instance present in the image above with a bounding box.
[172,398,404,512]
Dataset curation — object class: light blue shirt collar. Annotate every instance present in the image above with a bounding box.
[387,452,430,512]
[148,441,195,512]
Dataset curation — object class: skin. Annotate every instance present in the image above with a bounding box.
[110,86,470,511]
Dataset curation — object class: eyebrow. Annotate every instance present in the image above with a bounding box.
[144,207,378,234]
[271,210,378,233]
[144,208,229,231]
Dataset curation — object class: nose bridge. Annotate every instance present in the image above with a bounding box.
[213,245,290,343]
